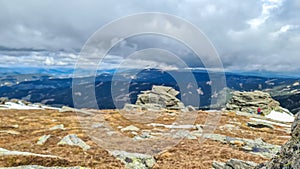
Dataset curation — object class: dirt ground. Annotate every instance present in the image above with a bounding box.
[0,109,291,168]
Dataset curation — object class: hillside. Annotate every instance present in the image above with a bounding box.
[0,106,293,168]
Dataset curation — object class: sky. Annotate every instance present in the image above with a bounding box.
[0,0,299,74]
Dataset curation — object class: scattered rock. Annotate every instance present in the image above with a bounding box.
[220,124,238,131]
[58,134,90,151]
[247,121,274,129]
[204,134,280,158]
[37,135,51,145]
[110,150,156,169]
[49,124,65,131]
[121,125,140,132]
[91,123,104,128]
[172,130,197,140]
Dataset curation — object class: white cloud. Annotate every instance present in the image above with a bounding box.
[247,0,284,29]
[0,0,299,74]
[271,24,299,37]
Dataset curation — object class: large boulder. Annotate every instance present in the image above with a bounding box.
[255,112,300,169]
[226,91,290,115]
[124,85,188,111]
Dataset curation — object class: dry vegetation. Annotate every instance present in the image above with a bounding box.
[0,109,291,168]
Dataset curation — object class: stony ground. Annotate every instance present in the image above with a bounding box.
[0,109,292,168]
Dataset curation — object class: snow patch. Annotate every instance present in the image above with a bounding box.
[0,102,42,110]
[0,102,60,110]
[265,110,294,123]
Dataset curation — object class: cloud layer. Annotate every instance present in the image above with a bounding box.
[0,0,299,74]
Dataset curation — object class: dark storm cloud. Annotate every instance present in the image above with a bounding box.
[0,0,299,73]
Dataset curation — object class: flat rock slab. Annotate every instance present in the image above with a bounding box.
[247,121,274,129]
[0,148,57,158]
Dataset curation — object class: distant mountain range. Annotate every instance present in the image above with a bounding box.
[0,67,299,114]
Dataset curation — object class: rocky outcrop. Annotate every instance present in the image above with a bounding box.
[226,91,290,115]
[124,85,190,111]
[255,112,300,169]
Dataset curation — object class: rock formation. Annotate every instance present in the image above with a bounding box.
[255,112,300,169]
[124,85,188,111]
[226,91,290,115]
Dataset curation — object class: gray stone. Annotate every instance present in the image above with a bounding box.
[37,135,51,145]
[220,124,238,131]
[110,150,156,169]
[91,123,104,128]
[152,85,179,97]
[203,134,227,143]
[226,159,257,169]
[247,121,274,129]
[172,130,197,140]
[58,134,90,151]
[121,125,140,132]
[49,124,65,131]
[212,161,226,169]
